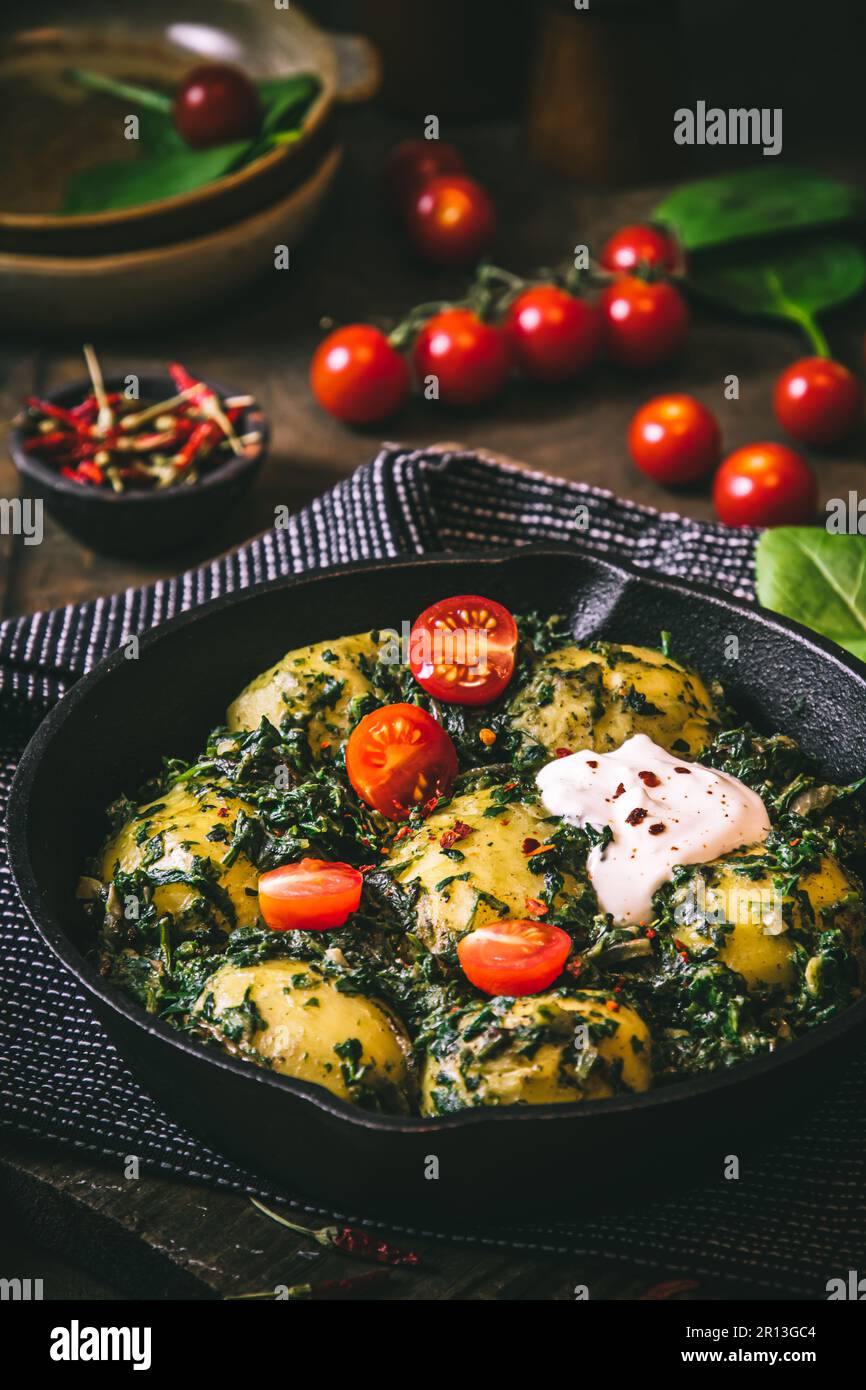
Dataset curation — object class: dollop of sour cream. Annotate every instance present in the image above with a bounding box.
[536,733,771,925]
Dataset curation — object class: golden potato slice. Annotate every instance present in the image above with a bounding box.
[509,643,720,759]
[226,631,380,753]
[100,782,259,934]
[670,846,863,991]
[383,786,583,955]
[421,989,652,1113]
[193,959,414,1112]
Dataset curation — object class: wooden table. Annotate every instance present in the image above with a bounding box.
[1,105,862,1300]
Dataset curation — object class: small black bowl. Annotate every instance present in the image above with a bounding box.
[9,374,269,559]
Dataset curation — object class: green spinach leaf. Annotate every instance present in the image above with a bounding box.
[61,141,253,214]
[756,528,866,661]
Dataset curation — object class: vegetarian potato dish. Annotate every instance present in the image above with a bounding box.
[80,596,866,1116]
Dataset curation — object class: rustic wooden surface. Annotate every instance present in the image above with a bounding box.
[1,102,863,1300]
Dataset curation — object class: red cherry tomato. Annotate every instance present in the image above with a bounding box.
[600,224,680,275]
[599,276,689,369]
[457,919,571,996]
[772,357,863,446]
[409,594,518,705]
[172,64,261,149]
[346,703,458,820]
[310,325,410,425]
[383,140,466,216]
[504,286,601,381]
[713,443,817,527]
[406,175,496,267]
[258,859,363,932]
[628,394,721,486]
[412,309,511,407]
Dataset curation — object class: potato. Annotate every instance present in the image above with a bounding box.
[421,989,652,1113]
[227,631,380,752]
[100,782,259,934]
[192,959,414,1112]
[383,785,584,955]
[509,642,720,760]
[669,847,863,991]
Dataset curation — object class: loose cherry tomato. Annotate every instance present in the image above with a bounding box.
[383,140,466,216]
[412,309,511,407]
[258,859,363,932]
[772,356,863,446]
[346,703,458,820]
[628,394,721,486]
[600,224,680,275]
[457,919,571,996]
[172,64,261,149]
[409,594,518,705]
[406,175,496,267]
[504,286,600,381]
[713,443,817,527]
[310,325,410,425]
[599,276,689,369]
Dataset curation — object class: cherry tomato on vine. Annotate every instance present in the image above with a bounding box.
[713,443,817,527]
[409,595,518,705]
[407,175,496,267]
[458,919,571,997]
[310,325,410,425]
[172,64,261,149]
[772,357,863,446]
[600,224,680,276]
[598,276,689,369]
[628,394,721,486]
[346,703,458,820]
[258,859,363,932]
[504,286,600,381]
[383,140,466,216]
[413,308,511,407]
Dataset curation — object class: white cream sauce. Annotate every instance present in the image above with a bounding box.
[536,733,770,925]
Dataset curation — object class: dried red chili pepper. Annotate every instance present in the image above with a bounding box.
[250,1198,420,1267]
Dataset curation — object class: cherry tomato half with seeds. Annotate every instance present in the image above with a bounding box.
[412,309,511,407]
[172,64,261,149]
[600,224,680,276]
[409,594,518,705]
[383,140,466,217]
[346,703,458,821]
[599,276,689,369]
[713,443,817,527]
[628,394,721,486]
[258,859,363,932]
[407,175,496,267]
[772,357,864,447]
[458,919,572,996]
[311,325,410,425]
[504,286,600,382]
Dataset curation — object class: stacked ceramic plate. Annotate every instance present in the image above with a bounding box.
[0,0,377,331]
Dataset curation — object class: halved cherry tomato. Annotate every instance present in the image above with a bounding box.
[772,356,863,446]
[504,286,600,381]
[383,140,466,216]
[310,325,410,425]
[406,175,496,267]
[712,443,817,527]
[458,919,571,996]
[258,859,363,932]
[409,594,518,705]
[412,308,511,406]
[599,224,680,276]
[599,276,689,368]
[346,703,458,820]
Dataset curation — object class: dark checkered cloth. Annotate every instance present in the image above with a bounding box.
[1,446,862,1298]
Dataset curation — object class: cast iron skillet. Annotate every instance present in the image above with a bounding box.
[9,547,866,1223]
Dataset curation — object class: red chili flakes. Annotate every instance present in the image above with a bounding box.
[555,748,572,759]
[440,820,472,850]
[674,767,691,774]
[673,939,689,962]
[217,807,229,818]
[566,956,583,978]
[524,897,548,917]
[358,863,376,873]
[612,782,626,799]
[789,837,801,847]
[393,826,411,842]
[586,760,598,769]
[422,796,441,817]
[638,770,661,787]
[320,739,331,750]
[645,927,656,939]
[625,806,649,826]
[605,999,619,1012]
[522,837,541,855]
[648,822,666,835]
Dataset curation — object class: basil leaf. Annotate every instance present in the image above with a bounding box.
[653,167,863,252]
[687,236,866,354]
[60,141,253,214]
[756,528,866,662]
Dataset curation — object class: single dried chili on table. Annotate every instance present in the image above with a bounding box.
[250,1197,421,1267]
